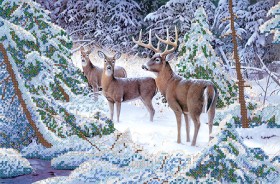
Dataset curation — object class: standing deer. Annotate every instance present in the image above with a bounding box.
[80,47,127,92]
[98,51,157,122]
[133,28,218,146]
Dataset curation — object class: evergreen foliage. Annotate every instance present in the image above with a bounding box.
[177,7,237,107]
[0,0,114,150]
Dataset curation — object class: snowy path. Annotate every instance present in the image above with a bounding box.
[110,101,280,157]
[110,101,218,155]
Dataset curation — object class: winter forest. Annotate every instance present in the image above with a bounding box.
[0,0,280,183]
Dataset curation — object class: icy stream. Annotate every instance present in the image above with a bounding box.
[0,159,71,184]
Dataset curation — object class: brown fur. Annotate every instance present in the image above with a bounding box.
[98,51,157,122]
[143,54,218,146]
[80,48,127,92]
[133,28,218,146]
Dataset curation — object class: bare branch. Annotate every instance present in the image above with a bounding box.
[69,27,92,36]
[255,79,265,92]
[263,71,272,105]
[257,54,280,87]
[10,94,16,104]
[270,88,280,96]
[231,66,265,72]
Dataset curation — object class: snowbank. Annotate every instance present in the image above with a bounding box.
[31,115,279,183]
[187,115,279,183]
[0,148,32,178]
[21,135,99,160]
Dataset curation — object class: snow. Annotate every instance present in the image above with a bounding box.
[260,2,280,43]
[70,50,280,158]
[21,139,46,159]
[113,102,213,155]
[246,76,280,104]
[0,148,33,178]
[1,0,279,183]
[0,17,36,49]
[31,107,280,183]
[237,125,280,157]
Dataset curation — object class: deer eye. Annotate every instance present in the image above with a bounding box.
[104,60,107,63]
[155,58,161,63]
[86,54,89,57]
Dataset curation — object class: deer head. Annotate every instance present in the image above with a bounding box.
[98,51,121,76]
[132,27,178,74]
[80,47,93,67]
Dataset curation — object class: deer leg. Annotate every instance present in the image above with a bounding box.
[183,114,190,142]
[116,101,121,123]
[108,101,114,121]
[141,98,155,122]
[208,106,215,142]
[190,114,200,146]
[92,84,99,101]
[174,111,182,144]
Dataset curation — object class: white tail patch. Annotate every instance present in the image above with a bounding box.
[202,87,208,113]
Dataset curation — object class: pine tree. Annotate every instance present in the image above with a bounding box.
[260,1,280,43]
[177,7,237,107]
[37,0,143,53]
[0,0,114,150]
[242,0,273,68]
[145,0,215,44]
[187,115,279,183]
[212,0,249,52]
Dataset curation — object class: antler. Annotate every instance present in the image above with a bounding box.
[133,27,178,57]
[155,27,178,57]
[132,29,160,53]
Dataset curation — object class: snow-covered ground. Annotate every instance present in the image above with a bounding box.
[0,148,33,178]
[3,51,278,183]
[72,51,280,158]
[106,100,280,158]
[112,101,215,155]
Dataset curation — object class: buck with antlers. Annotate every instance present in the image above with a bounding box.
[98,51,157,123]
[133,28,218,146]
[80,47,127,92]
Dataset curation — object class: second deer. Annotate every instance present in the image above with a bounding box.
[80,47,127,92]
[133,28,218,146]
[98,51,157,122]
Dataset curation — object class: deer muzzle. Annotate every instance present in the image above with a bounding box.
[107,65,112,70]
[142,65,149,71]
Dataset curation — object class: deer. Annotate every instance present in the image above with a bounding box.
[98,51,157,123]
[80,47,127,92]
[133,27,218,146]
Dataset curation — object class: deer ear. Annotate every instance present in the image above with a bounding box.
[114,52,121,60]
[166,53,176,62]
[98,51,105,59]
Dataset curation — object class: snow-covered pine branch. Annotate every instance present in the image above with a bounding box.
[0,0,114,150]
[260,1,280,43]
[144,0,215,50]
[177,7,237,107]
[36,0,144,53]
[242,0,273,68]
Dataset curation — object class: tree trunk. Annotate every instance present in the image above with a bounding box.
[0,43,52,148]
[228,0,249,128]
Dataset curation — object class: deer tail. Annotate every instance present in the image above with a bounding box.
[203,85,218,113]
